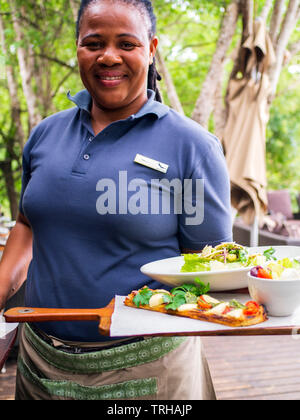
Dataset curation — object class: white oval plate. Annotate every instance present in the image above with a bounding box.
[140,246,300,292]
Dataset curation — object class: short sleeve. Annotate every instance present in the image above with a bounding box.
[19,125,42,215]
[178,138,233,249]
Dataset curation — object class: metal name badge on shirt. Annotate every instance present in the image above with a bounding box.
[134,154,169,174]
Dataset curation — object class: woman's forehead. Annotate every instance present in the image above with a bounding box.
[80,1,150,37]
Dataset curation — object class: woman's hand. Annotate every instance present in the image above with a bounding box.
[0,213,32,310]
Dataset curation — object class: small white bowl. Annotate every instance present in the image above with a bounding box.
[247,273,300,317]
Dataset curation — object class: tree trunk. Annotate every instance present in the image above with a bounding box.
[155,48,185,115]
[269,0,286,45]
[260,0,274,22]
[69,0,79,21]
[9,0,42,131]
[268,0,300,101]
[0,14,25,149]
[191,0,240,128]
[213,71,227,141]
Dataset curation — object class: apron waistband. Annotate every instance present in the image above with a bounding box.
[24,323,187,374]
[29,323,145,353]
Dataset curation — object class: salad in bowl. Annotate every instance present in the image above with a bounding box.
[248,257,300,316]
[250,257,300,280]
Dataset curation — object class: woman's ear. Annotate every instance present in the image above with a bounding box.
[149,36,158,64]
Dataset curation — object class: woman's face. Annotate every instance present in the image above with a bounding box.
[77,1,158,112]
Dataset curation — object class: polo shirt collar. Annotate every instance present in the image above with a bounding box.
[67,89,169,120]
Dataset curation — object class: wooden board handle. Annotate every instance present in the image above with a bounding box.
[4,299,115,324]
[4,307,100,322]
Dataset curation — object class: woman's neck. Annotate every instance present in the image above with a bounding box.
[90,94,148,136]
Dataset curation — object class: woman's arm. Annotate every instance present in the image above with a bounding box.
[0,213,33,310]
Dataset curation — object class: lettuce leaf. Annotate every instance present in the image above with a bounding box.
[180,254,211,272]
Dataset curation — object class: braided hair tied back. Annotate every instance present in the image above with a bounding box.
[148,57,162,102]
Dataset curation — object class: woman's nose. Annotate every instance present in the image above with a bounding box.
[97,48,122,66]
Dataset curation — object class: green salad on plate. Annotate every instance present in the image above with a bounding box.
[181,242,276,273]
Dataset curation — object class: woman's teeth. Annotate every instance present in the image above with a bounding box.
[101,76,123,80]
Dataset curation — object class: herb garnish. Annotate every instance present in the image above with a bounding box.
[165,279,210,311]
[229,299,246,310]
[133,287,154,307]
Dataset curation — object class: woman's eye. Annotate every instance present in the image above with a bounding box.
[81,41,136,51]
[121,42,135,50]
[85,42,103,50]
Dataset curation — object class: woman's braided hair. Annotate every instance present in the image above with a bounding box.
[76,0,162,102]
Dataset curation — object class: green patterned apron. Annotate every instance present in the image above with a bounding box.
[16,323,197,400]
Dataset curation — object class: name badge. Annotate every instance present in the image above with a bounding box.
[134,154,169,174]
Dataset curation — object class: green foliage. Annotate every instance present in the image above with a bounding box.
[155,0,300,208]
[267,58,300,210]
[0,0,81,217]
[0,0,299,217]
[154,0,231,116]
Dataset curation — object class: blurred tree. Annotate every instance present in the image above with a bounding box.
[0,0,299,218]
[0,0,80,218]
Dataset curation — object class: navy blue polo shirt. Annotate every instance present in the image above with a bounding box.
[20,89,233,342]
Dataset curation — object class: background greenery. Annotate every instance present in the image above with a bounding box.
[0,0,299,217]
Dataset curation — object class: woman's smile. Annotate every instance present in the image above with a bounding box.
[95,71,128,87]
[76,2,157,115]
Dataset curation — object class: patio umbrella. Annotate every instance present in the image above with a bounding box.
[222,19,275,244]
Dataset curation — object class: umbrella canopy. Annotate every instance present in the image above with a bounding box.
[223,19,276,226]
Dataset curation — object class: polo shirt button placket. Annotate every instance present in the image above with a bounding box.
[83,154,90,161]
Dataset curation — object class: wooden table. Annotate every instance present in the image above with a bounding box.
[0,327,18,372]
[202,335,300,400]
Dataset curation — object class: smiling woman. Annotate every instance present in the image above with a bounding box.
[76,0,159,134]
[0,0,232,401]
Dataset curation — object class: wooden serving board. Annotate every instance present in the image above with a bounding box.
[4,296,300,337]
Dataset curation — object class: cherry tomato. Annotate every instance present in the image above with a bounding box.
[243,301,260,316]
[222,306,231,315]
[197,296,212,310]
[257,268,272,279]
